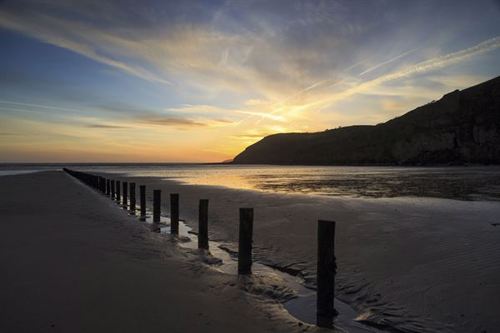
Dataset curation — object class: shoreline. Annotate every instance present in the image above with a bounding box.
[93,171,500,333]
[0,171,307,333]
[2,169,500,331]
[3,162,500,167]
[66,169,384,332]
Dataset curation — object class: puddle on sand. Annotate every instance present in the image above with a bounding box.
[114,198,384,333]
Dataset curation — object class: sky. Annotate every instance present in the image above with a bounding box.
[0,0,499,163]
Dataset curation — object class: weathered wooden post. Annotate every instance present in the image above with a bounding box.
[238,208,253,275]
[116,181,121,202]
[106,179,110,196]
[129,182,136,214]
[111,180,115,199]
[170,193,179,235]
[140,185,146,218]
[153,190,161,223]
[316,220,337,328]
[198,199,209,250]
[122,181,128,208]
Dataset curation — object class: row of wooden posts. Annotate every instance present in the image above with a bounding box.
[63,168,337,328]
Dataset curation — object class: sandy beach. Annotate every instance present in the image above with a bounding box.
[0,171,309,333]
[2,1,499,331]
[98,171,500,333]
[2,169,500,333]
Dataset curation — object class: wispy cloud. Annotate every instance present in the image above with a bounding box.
[85,124,129,129]
[0,10,172,85]
[359,48,417,76]
[138,116,233,129]
[0,100,83,113]
[375,37,500,83]
[141,117,205,127]
[1,1,498,106]
[1,0,499,162]
[304,36,500,111]
[237,111,286,122]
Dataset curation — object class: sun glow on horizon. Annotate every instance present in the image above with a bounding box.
[0,1,499,162]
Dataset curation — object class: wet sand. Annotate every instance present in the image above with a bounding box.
[104,172,500,333]
[0,171,308,333]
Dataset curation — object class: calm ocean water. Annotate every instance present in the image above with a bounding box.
[3,164,500,201]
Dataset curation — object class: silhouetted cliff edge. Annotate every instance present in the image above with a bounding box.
[233,76,500,165]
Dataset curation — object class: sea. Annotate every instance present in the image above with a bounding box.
[2,164,500,201]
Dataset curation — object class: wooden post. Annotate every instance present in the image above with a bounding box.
[198,199,209,250]
[122,181,128,208]
[316,220,337,328]
[140,185,146,218]
[106,179,110,196]
[129,182,136,214]
[238,208,253,275]
[116,181,121,202]
[153,190,161,223]
[111,180,115,199]
[170,193,179,235]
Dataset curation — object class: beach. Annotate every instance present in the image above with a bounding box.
[2,169,500,333]
[96,170,500,333]
[2,1,499,332]
[0,171,309,333]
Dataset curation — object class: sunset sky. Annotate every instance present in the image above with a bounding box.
[1,0,499,162]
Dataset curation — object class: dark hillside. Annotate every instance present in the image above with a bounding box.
[233,76,500,165]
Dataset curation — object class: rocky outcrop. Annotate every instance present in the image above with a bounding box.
[233,76,500,165]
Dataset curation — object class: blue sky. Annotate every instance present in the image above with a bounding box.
[0,0,499,162]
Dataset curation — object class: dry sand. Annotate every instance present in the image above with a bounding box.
[0,171,313,333]
[104,173,500,333]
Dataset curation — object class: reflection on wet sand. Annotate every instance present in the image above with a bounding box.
[176,166,500,201]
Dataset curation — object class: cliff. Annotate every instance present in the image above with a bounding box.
[233,76,500,165]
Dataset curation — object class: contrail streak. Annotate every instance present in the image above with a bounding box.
[308,36,500,111]
[359,48,417,76]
